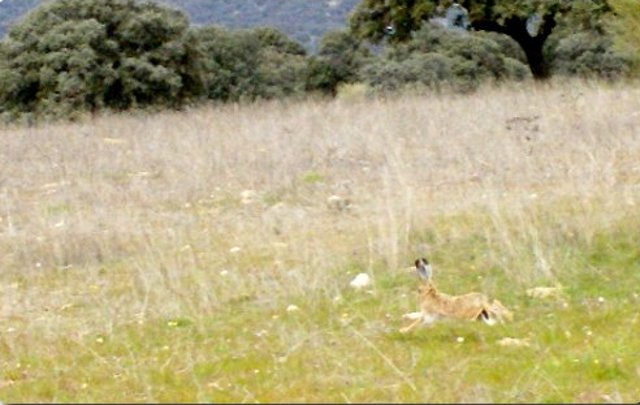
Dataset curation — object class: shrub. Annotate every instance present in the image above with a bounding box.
[195,26,310,102]
[360,22,531,95]
[0,0,205,120]
[550,32,631,79]
[306,29,371,95]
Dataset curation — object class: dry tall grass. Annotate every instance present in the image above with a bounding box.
[1,80,639,401]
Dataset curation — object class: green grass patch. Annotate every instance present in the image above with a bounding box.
[1,210,639,402]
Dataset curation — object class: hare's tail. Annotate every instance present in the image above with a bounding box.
[476,299,513,325]
[488,299,514,323]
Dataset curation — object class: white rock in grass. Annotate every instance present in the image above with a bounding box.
[327,195,351,212]
[497,337,531,348]
[327,195,343,205]
[241,189,258,205]
[286,304,300,313]
[102,137,126,145]
[349,273,371,289]
[526,286,564,299]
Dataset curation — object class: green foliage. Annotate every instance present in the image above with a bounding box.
[0,0,205,120]
[560,0,612,33]
[194,26,257,102]
[194,26,310,102]
[361,52,455,93]
[255,41,309,99]
[360,23,531,94]
[305,57,343,96]
[1,0,362,52]
[349,0,557,42]
[503,57,533,81]
[349,0,612,79]
[0,0,337,120]
[1,0,635,122]
[318,30,370,83]
[349,0,437,43]
[475,31,527,63]
[607,0,640,74]
[550,32,631,79]
[306,29,371,95]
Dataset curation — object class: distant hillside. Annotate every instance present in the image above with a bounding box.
[0,0,42,39]
[0,0,360,51]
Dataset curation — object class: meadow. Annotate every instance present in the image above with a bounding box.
[0,80,639,402]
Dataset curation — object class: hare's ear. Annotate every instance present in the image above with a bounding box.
[415,257,432,281]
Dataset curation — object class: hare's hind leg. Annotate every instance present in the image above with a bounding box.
[400,317,423,334]
[400,313,440,333]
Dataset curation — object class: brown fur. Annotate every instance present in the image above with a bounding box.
[400,281,513,333]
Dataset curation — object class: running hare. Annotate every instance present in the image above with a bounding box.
[400,258,513,333]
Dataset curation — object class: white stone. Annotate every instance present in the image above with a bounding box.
[241,190,258,204]
[526,286,564,299]
[349,273,371,289]
[497,337,530,347]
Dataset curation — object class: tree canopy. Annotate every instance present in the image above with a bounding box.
[194,25,311,102]
[0,0,205,119]
[0,0,635,122]
[359,21,531,94]
[0,0,324,120]
[0,0,362,52]
[350,0,611,79]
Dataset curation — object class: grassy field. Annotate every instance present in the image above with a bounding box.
[1,80,639,402]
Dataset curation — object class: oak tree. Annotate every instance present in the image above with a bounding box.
[350,0,611,79]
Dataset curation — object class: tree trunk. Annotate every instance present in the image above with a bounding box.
[515,36,550,80]
[472,13,557,81]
